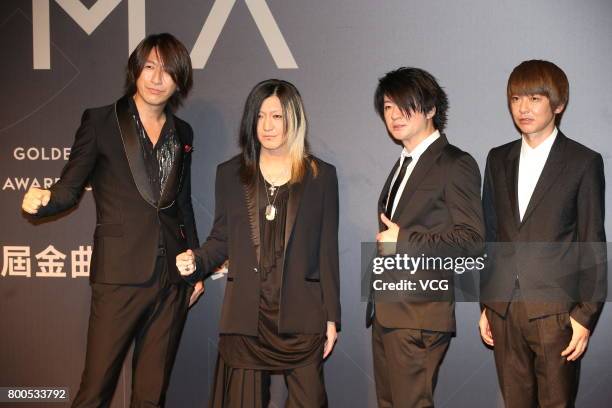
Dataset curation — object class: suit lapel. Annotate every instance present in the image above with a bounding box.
[243,176,261,265]
[283,173,306,260]
[115,96,156,208]
[158,121,184,209]
[520,133,567,226]
[378,158,401,230]
[391,135,447,223]
[504,141,521,229]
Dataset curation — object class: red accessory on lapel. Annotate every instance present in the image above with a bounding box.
[184,144,193,153]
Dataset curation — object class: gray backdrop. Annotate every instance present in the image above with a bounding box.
[1,1,611,407]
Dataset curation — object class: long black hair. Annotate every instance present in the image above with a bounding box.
[239,79,315,185]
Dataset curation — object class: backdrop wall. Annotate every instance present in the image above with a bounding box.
[1,1,611,407]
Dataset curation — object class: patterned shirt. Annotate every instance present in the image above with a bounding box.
[128,97,179,204]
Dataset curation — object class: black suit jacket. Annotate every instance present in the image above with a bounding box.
[481,131,607,330]
[366,135,485,332]
[36,96,199,285]
[193,155,340,336]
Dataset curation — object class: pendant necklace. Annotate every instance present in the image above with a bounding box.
[262,174,282,221]
[260,164,289,221]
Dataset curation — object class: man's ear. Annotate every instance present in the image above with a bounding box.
[553,103,565,115]
[426,107,436,120]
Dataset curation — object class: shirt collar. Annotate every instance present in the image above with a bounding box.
[520,127,558,157]
[128,95,176,136]
[400,130,440,161]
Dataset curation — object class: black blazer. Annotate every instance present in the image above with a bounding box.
[36,96,199,284]
[481,132,607,330]
[366,135,485,332]
[193,155,340,336]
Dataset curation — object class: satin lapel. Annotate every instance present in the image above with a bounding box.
[520,133,567,226]
[504,142,521,229]
[391,136,447,223]
[158,123,184,209]
[243,178,261,265]
[115,96,156,207]
[378,158,401,230]
[283,174,306,260]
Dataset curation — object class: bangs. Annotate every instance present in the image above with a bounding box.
[153,40,191,94]
[507,74,552,99]
[384,88,422,118]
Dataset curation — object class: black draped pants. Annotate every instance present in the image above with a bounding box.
[71,256,190,408]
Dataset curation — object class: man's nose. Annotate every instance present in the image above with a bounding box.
[263,115,273,130]
[151,67,163,84]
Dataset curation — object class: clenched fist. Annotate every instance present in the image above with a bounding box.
[176,249,196,276]
[22,187,51,214]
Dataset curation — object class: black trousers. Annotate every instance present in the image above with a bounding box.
[71,256,190,408]
[371,315,452,408]
[487,299,579,408]
[208,353,327,408]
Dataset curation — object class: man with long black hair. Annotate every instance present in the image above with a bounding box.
[177,79,340,407]
[22,33,202,407]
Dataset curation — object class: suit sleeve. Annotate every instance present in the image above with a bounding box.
[397,153,485,253]
[176,124,200,250]
[37,110,97,217]
[192,165,228,280]
[319,167,341,326]
[571,154,607,330]
[482,152,497,243]
[480,152,497,310]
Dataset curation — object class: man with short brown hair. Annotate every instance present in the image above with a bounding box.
[480,59,607,407]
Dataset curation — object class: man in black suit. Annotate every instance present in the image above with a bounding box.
[366,67,484,407]
[479,60,607,407]
[21,33,202,407]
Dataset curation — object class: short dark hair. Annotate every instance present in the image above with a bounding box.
[507,60,569,111]
[239,79,314,185]
[374,67,449,132]
[124,33,193,110]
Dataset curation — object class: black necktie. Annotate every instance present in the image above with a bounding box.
[385,156,412,219]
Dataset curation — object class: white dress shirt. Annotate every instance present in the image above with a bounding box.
[517,127,558,220]
[386,130,440,219]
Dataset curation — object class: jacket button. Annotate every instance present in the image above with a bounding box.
[254,267,258,273]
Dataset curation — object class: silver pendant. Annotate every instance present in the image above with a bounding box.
[265,204,276,221]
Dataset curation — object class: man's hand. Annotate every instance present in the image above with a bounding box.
[479,308,494,346]
[323,321,338,359]
[376,213,399,256]
[376,213,400,243]
[176,249,196,276]
[188,280,205,308]
[22,187,51,214]
[561,316,590,361]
